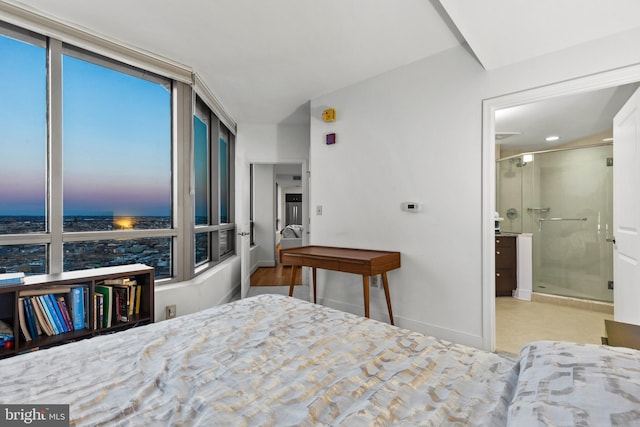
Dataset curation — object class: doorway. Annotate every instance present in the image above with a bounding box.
[482,64,640,351]
[246,162,309,295]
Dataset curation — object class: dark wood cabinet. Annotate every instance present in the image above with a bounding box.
[495,236,517,296]
[0,264,154,359]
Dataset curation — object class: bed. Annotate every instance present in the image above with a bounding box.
[0,294,638,426]
[279,224,303,249]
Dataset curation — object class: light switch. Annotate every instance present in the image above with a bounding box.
[316,205,323,215]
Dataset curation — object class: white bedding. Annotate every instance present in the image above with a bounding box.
[1,294,638,426]
[0,294,518,426]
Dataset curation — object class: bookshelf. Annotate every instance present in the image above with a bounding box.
[0,264,154,359]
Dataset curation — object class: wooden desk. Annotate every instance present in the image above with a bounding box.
[279,246,401,324]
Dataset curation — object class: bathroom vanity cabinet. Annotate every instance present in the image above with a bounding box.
[495,235,517,296]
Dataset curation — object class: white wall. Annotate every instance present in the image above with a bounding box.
[154,256,240,320]
[309,27,640,348]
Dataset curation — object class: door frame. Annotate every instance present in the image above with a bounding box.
[481,64,640,351]
[240,159,309,298]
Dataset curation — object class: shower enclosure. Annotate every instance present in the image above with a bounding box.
[496,144,613,302]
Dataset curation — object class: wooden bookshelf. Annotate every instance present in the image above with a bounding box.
[0,264,154,359]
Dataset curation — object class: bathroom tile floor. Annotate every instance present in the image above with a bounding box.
[496,296,614,355]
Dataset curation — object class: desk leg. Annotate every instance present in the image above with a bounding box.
[381,272,394,325]
[362,275,370,319]
[288,266,298,297]
[312,267,317,303]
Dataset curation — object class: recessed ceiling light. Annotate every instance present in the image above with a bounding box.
[545,135,560,142]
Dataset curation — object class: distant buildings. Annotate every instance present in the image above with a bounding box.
[0,216,171,278]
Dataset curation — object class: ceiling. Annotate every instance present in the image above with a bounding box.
[5,0,640,126]
[495,83,640,153]
[275,164,303,189]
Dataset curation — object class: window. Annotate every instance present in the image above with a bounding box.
[0,28,47,236]
[0,19,235,281]
[0,245,46,275]
[59,49,173,278]
[219,128,230,224]
[193,97,235,268]
[62,51,172,229]
[64,238,171,278]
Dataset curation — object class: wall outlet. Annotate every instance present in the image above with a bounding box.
[370,275,379,288]
[166,304,177,319]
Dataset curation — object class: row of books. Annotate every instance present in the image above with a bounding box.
[17,278,143,341]
[94,278,142,329]
[18,286,86,341]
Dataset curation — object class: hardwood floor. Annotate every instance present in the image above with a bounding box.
[250,264,301,286]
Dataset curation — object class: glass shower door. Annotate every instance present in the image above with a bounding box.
[531,145,613,302]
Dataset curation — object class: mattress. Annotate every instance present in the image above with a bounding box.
[0,294,518,426]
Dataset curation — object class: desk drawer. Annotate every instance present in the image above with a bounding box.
[339,260,370,275]
[303,256,340,270]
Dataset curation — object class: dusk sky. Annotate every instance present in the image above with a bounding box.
[0,33,171,217]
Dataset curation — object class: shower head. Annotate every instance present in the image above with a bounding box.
[509,157,527,168]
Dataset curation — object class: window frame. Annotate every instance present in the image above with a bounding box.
[0,17,236,283]
[192,95,236,272]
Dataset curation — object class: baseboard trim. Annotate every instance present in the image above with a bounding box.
[318,296,484,349]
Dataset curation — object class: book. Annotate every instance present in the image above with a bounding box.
[47,294,69,333]
[94,285,113,328]
[134,284,141,314]
[128,285,136,316]
[83,286,89,329]
[17,297,32,341]
[69,287,86,331]
[95,293,104,329]
[103,277,133,285]
[93,294,97,329]
[113,286,129,322]
[31,299,43,337]
[0,272,25,286]
[22,298,39,339]
[57,296,74,332]
[39,295,60,335]
[19,287,71,297]
[31,297,54,336]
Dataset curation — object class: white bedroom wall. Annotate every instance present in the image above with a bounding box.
[154,256,241,321]
[309,26,640,348]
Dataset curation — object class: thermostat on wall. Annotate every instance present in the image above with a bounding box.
[401,202,422,212]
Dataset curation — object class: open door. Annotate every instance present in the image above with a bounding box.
[613,86,640,325]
